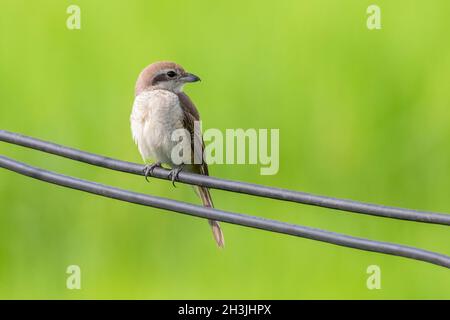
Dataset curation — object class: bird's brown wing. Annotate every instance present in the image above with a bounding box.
[178,92,224,247]
[178,92,200,120]
[177,92,209,176]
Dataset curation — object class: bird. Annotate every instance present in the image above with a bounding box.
[130,61,225,248]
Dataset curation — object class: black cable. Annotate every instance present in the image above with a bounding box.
[0,155,449,269]
[1,129,449,226]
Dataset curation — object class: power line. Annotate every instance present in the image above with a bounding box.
[1,155,449,269]
[1,129,449,226]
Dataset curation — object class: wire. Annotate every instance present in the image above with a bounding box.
[1,129,449,226]
[1,155,449,269]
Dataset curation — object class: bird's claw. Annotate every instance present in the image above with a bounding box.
[143,162,161,182]
[168,167,183,187]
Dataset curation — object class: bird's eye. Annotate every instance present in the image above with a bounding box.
[167,71,177,78]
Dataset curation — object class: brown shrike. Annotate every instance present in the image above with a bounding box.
[130,61,224,248]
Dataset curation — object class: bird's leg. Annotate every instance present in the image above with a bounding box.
[168,165,184,187]
[143,162,162,182]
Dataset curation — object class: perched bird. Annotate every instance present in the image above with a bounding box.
[130,61,224,248]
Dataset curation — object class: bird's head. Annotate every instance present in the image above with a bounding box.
[135,61,200,96]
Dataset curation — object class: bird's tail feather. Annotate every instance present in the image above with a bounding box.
[196,186,225,248]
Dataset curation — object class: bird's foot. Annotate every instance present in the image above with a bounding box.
[168,166,184,187]
[143,162,162,182]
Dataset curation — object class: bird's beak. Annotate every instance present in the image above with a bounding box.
[181,73,201,83]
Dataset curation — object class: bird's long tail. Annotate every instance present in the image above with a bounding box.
[196,186,225,248]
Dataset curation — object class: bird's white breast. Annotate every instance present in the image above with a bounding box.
[130,89,184,164]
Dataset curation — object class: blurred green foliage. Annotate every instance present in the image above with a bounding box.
[0,0,449,299]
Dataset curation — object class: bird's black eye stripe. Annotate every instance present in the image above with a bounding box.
[167,71,177,78]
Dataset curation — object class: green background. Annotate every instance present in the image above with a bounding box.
[0,0,449,299]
